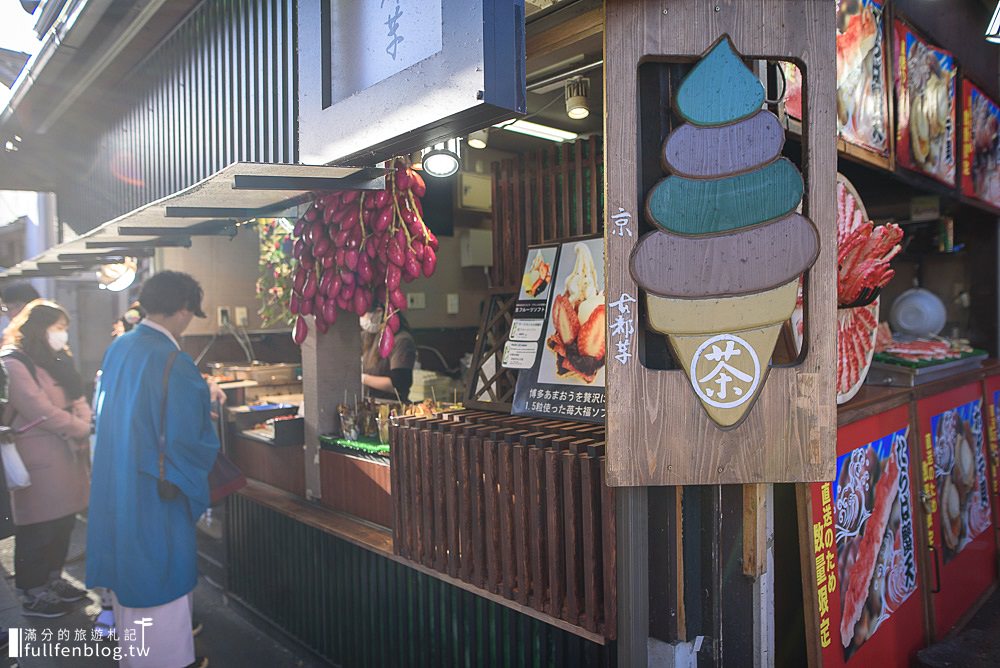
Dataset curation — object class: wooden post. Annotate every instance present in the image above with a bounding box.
[751,485,775,668]
[616,486,648,667]
[742,484,768,578]
[796,484,822,668]
[300,315,361,501]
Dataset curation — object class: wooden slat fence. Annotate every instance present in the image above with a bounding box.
[491,136,604,291]
[390,410,616,639]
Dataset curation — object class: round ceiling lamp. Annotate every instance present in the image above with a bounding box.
[466,129,489,149]
[565,77,591,120]
[97,258,137,292]
[422,139,461,178]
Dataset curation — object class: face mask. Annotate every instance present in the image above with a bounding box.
[359,312,382,334]
[47,328,69,352]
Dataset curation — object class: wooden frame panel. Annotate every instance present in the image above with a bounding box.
[604,0,837,485]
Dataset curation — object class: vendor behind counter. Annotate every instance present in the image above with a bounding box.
[360,306,416,403]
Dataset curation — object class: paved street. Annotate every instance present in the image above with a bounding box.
[917,586,1000,668]
[0,520,328,668]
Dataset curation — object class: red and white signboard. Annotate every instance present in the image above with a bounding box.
[806,405,926,667]
[916,382,997,637]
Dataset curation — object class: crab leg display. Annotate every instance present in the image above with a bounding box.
[840,453,901,645]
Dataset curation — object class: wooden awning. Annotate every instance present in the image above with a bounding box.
[1,162,384,278]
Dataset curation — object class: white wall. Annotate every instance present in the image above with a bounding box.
[157,227,264,336]
[155,219,493,335]
[403,234,490,329]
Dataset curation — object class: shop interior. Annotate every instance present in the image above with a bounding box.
[121,0,613,620]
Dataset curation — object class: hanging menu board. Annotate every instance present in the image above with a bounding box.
[960,79,1000,210]
[505,238,606,423]
[781,0,890,159]
[893,20,957,186]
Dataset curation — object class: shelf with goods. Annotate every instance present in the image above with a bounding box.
[787,3,1000,665]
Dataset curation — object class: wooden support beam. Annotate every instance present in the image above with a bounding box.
[616,486,648,667]
[742,484,768,578]
[527,8,603,60]
[300,317,362,501]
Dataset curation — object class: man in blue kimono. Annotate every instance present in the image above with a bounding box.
[87,271,219,668]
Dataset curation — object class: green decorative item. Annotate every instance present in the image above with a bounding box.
[319,433,390,456]
[645,158,804,236]
[675,36,765,126]
[257,218,296,329]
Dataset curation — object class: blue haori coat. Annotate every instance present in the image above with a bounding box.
[86,325,220,608]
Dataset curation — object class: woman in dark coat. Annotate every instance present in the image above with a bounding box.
[2,300,91,618]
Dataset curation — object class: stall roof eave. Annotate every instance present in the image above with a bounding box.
[0,162,384,279]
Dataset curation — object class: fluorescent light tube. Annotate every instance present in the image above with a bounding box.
[493,119,578,143]
[988,1,1000,43]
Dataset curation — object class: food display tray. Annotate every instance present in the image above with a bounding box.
[240,416,304,447]
[865,353,987,387]
[221,363,299,384]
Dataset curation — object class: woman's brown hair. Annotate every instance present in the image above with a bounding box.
[2,299,84,399]
[2,299,72,364]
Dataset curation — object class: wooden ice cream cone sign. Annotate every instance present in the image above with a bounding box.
[629,35,820,428]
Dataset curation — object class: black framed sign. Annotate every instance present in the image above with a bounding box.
[298,0,526,166]
[506,238,607,424]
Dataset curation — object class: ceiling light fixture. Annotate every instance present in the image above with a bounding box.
[564,77,591,120]
[494,119,579,143]
[988,2,1000,43]
[97,258,138,292]
[422,139,461,178]
[466,129,489,149]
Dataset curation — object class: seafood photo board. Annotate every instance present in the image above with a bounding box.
[960,79,1000,210]
[983,374,1000,541]
[506,238,606,424]
[804,406,924,667]
[604,1,836,486]
[781,0,891,160]
[893,19,957,186]
[916,383,997,638]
